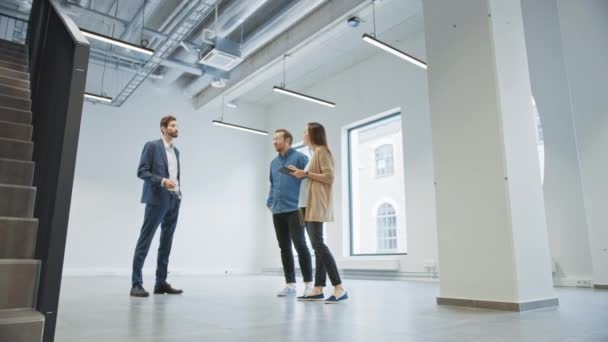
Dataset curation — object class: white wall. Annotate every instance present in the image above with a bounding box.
[63,82,270,277]
[260,32,439,274]
[557,0,608,285]
[521,0,593,286]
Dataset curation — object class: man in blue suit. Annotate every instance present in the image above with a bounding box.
[131,115,183,297]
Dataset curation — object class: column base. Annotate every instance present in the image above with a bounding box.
[437,297,559,312]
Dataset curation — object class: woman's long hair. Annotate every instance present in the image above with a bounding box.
[307,122,330,153]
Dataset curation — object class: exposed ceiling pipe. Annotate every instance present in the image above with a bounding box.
[90,47,204,76]
[212,0,269,38]
[148,0,190,49]
[60,1,172,43]
[118,0,163,43]
[183,0,328,98]
[241,0,327,57]
[89,57,164,80]
[156,0,268,87]
[111,0,220,106]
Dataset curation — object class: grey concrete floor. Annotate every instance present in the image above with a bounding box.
[55,275,608,342]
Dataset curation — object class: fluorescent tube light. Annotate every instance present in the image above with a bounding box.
[362,33,427,69]
[84,92,113,103]
[272,86,335,108]
[212,120,268,136]
[81,29,154,56]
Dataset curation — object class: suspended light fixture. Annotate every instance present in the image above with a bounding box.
[211,97,269,136]
[212,120,268,135]
[362,1,427,69]
[84,92,112,103]
[273,55,336,108]
[272,86,335,108]
[80,29,154,56]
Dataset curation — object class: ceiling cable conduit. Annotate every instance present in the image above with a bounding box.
[111,0,221,106]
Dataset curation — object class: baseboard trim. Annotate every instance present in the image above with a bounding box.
[437,297,559,312]
[593,284,608,290]
[261,267,439,282]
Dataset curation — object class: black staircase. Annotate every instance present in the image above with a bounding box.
[0,1,90,341]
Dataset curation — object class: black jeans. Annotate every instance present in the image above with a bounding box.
[273,210,313,283]
[303,210,342,287]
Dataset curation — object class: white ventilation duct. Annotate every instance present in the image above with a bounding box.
[156,0,268,88]
[182,0,328,98]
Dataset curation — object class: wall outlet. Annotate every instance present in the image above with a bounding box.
[576,280,591,287]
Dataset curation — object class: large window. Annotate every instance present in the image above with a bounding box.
[348,113,407,255]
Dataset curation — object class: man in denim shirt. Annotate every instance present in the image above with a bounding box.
[267,129,313,297]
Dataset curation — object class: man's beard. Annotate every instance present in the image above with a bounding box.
[169,131,178,138]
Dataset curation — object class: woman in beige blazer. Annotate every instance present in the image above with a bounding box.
[289,122,348,304]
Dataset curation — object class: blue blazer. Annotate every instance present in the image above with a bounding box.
[137,139,181,205]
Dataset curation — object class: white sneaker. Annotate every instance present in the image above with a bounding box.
[303,287,314,297]
[277,286,297,297]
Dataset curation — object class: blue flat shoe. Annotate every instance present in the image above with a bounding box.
[324,291,349,304]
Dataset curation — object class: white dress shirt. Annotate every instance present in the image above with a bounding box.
[162,137,180,193]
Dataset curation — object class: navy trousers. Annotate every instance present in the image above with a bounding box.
[131,194,181,287]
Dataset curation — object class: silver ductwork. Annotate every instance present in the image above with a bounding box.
[241,0,326,57]
[156,0,269,88]
[212,0,269,38]
[182,0,328,98]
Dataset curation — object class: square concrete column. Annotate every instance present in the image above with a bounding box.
[422,0,558,311]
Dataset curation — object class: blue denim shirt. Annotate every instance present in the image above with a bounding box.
[267,148,309,214]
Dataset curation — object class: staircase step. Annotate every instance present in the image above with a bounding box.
[0,53,27,67]
[0,217,38,259]
[0,159,34,186]
[0,309,44,342]
[0,184,36,218]
[0,66,28,81]
[0,45,26,58]
[0,94,30,111]
[0,121,32,142]
[0,60,27,73]
[0,260,40,310]
[0,106,31,125]
[0,138,33,161]
[0,46,27,59]
[0,50,27,64]
[0,84,29,99]
[0,75,29,90]
[0,39,26,52]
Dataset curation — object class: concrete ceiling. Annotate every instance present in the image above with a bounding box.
[203,0,425,109]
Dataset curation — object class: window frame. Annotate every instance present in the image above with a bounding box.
[347,112,407,256]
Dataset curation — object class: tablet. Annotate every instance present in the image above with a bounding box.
[279,166,293,174]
